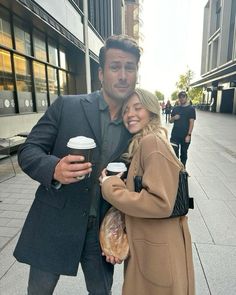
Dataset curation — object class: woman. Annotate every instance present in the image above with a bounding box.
[100,88,195,295]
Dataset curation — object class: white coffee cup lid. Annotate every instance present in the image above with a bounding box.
[67,136,96,149]
[106,162,127,173]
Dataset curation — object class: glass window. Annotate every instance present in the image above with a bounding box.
[33,61,48,111]
[0,8,12,48]
[14,54,33,113]
[0,49,14,91]
[14,20,31,56]
[48,39,58,66]
[212,39,219,69]
[14,54,32,92]
[207,44,212,72]
[216,0,221,30]
[59,70,68,94]
[74,0,83,10]
[48,66,58,95]
[33,61,47,93]
[59,48,67,69]
[33,30,47,61]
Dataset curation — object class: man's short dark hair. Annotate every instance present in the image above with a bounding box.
[99,34,142,70]
[178,91,188,98]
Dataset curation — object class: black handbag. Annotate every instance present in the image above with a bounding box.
[134,170,194,218]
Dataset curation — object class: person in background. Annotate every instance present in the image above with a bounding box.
[13,34,141,295]
[161,100,165,114]
[165,99,172,123]
[100,88,195,295]
[169,91,196,167]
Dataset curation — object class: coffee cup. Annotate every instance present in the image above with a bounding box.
[67,136,96,179]
[106,162,127,178]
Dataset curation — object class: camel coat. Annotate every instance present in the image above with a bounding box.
[102,134,195,295]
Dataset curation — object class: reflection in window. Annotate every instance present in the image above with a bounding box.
[14,23,31,55]
[48,66,58,95]
[48,40,58,66]
[59,70,68,95]
[0,49,14,91]
[59,48,67,69]
[0,8,12,48]
[33,31,47,61]
[33,61,47,93]
[14,54,32,92]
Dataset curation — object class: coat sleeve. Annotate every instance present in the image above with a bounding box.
[101,138,180,218]
[18,96,64,188]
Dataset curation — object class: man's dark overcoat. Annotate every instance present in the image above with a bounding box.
[13,91,131,275]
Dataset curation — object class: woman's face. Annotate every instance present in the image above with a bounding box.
[123,93,151,134]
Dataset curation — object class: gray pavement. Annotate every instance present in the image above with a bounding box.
[0,109,236,294]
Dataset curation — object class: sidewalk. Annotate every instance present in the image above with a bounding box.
[0,110,236,294]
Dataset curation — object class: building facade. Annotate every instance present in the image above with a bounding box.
[192,0,236,114]
[0,0,126,139]
[125,0,144,46]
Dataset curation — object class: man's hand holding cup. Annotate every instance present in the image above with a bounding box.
[54,136,96,184]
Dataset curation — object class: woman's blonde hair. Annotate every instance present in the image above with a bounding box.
[123,88,183,168]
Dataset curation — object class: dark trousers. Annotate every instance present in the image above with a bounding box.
[27,217,113,295]
[170,137,190,167]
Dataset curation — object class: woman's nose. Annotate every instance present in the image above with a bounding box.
[126,108,135,117]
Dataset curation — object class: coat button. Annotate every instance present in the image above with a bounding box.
[84,188,89,192]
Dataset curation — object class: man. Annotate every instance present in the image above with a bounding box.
[169,91,196,167]
[13,35,141,295]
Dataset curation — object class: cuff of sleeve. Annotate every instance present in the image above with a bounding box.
[51,179,62,190]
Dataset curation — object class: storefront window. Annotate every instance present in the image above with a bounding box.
[33,30,47,61]
[33,61,48,111]
[48,39,58,66]
[48,66,58,104]
[59,47,67,70]
[14,54,32,92]
[59,70,68,94]
[14,54,33,113]
[14,20,31,56]
[48,66,58,95]
[0,49,13,91]
[0,8,12,48]
[33,61,47,93]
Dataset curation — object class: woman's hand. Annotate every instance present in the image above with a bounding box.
[99,169,123,185]
[102,252,123,265]
[99,169,111,185]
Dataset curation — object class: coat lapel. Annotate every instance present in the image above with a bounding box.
[81,92,102,148]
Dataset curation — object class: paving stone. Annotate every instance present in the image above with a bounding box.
[0,211,28,219]
[196,199,236,245]
[197,176,236,201]
[196,243,236,295]
[0,226,20,238]
[0,237,11,250]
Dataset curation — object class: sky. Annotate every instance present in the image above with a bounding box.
[139,0,207,98]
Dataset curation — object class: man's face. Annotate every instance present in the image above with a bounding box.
[99,48,138,104]
[179,95,188,105]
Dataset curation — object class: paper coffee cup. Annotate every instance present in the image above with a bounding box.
[67,136,96,179]
[106,162,127,176]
